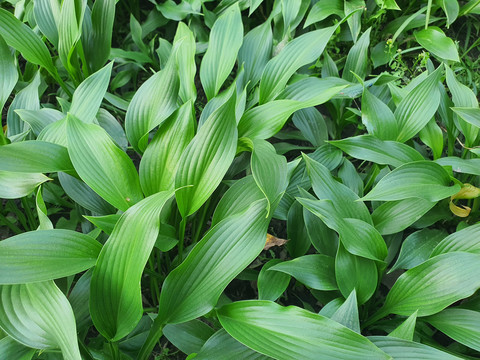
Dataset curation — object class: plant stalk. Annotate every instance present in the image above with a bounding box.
[137,318,165,360]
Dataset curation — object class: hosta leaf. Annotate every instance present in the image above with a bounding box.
[286,201,310,257]
[369,336,461,359]
[259,25,336,103]
[0,35,17,111]
[441,0,459,26]
[0,141,73,173]
[157,200,269,325]
[269,255,337,291]
[436,157,480,176]
[415,27,459,62]
[451,107,480,128]
[343,28,371,82]
[0,171,50,199]
[258,259,290,301]
[37,117,68,146]
[69,270,92,331]
[0,229,100,284]
[0,281,81,359]
[16,108,64,136]
[388,311,417,341]
[34,0,60,46]
[125,53,179,153]
[96,108,128,151]
[431,222,480,256]
[0,8,55,74]
[35,187,53,230]
[292,107,327,146]
[426,308,480,351]
[331,290,360,333]
[174,22,196,103]
[0,336,35,360]
[381,252,480,316]
[200,3,243,100]
[372,198,436,235]
[330,135,423,167]
[69,62,113,124]
[419,118,443,160]
[175,90,237,218]
[195,329,271,360]
[395,67,442,142]
[90,191,172,341]
[361,90,398,140]
[88,0,115,71]
[140,101,195,196]
[163,320,215,355]
[304,0,343,27]
[217,300,390,360]
[67,114,143,211]
[390,229,446,272]
[361,161,460,202]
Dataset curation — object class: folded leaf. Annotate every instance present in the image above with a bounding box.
[388,311,418,341]
[0,171,50,199]
[0,34,18,111]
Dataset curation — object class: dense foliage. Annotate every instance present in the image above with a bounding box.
[1,0,480,359]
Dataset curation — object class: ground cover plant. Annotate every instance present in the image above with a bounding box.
[1,0,480,358]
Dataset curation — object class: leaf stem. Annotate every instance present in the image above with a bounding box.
[425,0,432,29]
[137,318,165,360]
[108,341,120,360]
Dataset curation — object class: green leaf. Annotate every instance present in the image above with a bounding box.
[415,27,459,62]
[304,0,343,27]
[16,108,64,136]
[343,28,371,82]
[330,135,423,167]
[125,53,179,153]
[331,290,360,333]
[259,25,337,103]
[395,67,442,142]
[0,229,100,284]
[217,300,390,360]
[441,0,459,26]
[361,90,398,140]
[0,171,50,199]
[426,308,480,351]
[361,161,460,202]
[0,141,73,173]
[372,198,436,235]
[0,336,35,360]
[388,311,418,341]
[96,108,128,151]
[175,90,237,218]
[369,336,461,359]
[345,0,364,43]
[451,107,480,128]
[88,0,115,71]
[419,119,443,160]
[67,114,143,211]
[0,34,18,111]
[292,107,327,147]
[174,22,197,103]
[140,101,195,196]
[381,252,480,316]
[0,281,81,359]
[431,223,480,256]
[269,255,337,291]
[90,191,172,341]
[390,229,446,272]
[0,8,55,74]
[69,62,113,124]
[286,200,311,257]
[35,187,53,230]
[258,259,290,301]
[163,320,215,355]
[200,3,243,100]
[34,0,60,47]
[157,199,269,324]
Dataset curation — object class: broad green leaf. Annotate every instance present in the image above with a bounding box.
[303,155,372,223]
[372,198,436,235]
[361,161,460,202]
[0,336,35,360]
[431,223,480,256]
[436,157,480,176]
[338,159,363,196]
[343,28,371,82]
[0,171,49,199]
[388,311,418,341]
[195,329,271,360]
[0,229,100,284]
[174,22,196,103]
[259,25,337,103]
[361,90,398,140]
[69,62,113,124]
[34,0,60,46]
[238,20,272,90]
[0,8,55,74]
[286,201,310,257]
[426,308,480,351]
[125,53,179,153]
[390,229,446,272]
[381,252,480,316]
[303,205,338,257]
[415,27,459,62]
[441,0,459,26]
[269,255,337,291]
[200,4,243,100]
[36,187,53,230]
[0,35,17,111]
[217,300,390,360]
[87,0,115,71]
[140,101,195,196]
[16,108,64,136]
[369,336,461,359]
[0,281,81,359]
[451,107,480,127]
[7,72,41,137]
[157,200,269,324]
[331,290,360,333]
[345,0,364,43]
[67,114,143,211]
[90,191,172,341]
[69,270,92,331]
[163,320,215,355]
[84,214,120,235]
[0,141,73,173]
[258,259,290,301]
[292,107,327,146]
[330,135,423,167]
[175,91,237,218]
[37,117,68,146]
[395,67,442,143]
[96,108,128,151]
[419,118,443,160]
[304,0,343,27]
[251,139,288,216]
[335,243,378,305]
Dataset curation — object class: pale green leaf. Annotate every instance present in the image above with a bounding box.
[174,22,196,103]
[415,27,459,62]
[0,171,50,199]
[16,108,64,136]
[304,0,343,27]
[331,290,360,333]
[369,336,461,359]
[163,320,215,355]
[0,336,35,360]
[34,0,60,46]
[0,35,18,111]
[431,223,480,256]
[361,90,398,141]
